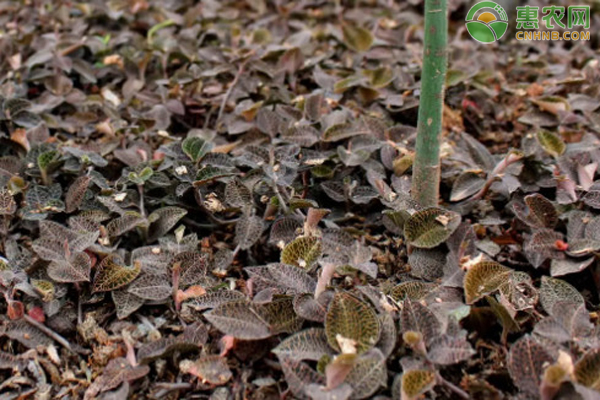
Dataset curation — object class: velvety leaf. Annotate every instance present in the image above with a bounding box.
[84,357,149,400]
[235,213,264,250]
[507,335,554,395]
[575,348,600,391]
[513,193,558,229]
[147,206,187,242]
[408,248,445,281]
[32,238,68,262]
[404,208,461,249]
[106,212,147,237]
[450,171,485,202]
[539,276,585,316]
[325,292,380,354]
[205,297,300,340]
[205,300,271,340]
[0,188,17,215]
[401,369,436,399]
[427,335,475,365]
[524,229,565,268]
[551,257,595,277]
[171,251,210,287]
[345,349,387,399]
[185,290,246,311]
[180,355,232,385]
[256,107,284,137]
[342,24,373,52]
[281,236,322,269]
[305,383,353,400]
[293,292,333,323]
[92,255,141,293]
[112,289,145,320]
[568,238,600,256]
[246,263,316,294]
[400,298,441,345]
[269,217,302,246]
[537,130,566,157]
[137,337,178,363]
[487,295,520,340]
[1,319,53,348]
[48,252,92,283]
[282,125,320,147]
[279,358,325,400]
[388,281,437,302]
[182,137,213,162]
[224,178,252,208]
[37,149,60,172]
[194,166,236,186]
[127,273,171,300]
[65,175,91,213]
[461,132,495,171]
[321,180,347,202]
[273,328,335,361]
[259,296,303,335]
[376,313,397,358]
[464,261,512,304]
[322,122,368,143]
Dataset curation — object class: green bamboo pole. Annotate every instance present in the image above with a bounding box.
[411,0,448,207]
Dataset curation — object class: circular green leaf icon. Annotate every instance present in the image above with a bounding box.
[465,1,509,43]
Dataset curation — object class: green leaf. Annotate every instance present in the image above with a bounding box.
[464,261,512,304]
[575,348,600,391]
[147,19,175,43]
[537,130,565,157]
[363,66,394,89]
[37,150,60,172]
[128,167,153,185]
[465,22,496,43]
[92,255,141,293]
[446,69,469,87]
[401,369,436,399]
[182,137,213,163]
[513,194,558,229]
[404,208,461,248]
[388,281,437,302]
[280,236,322,269]
[342,24,373,52]
[334,75,366,93]
[325,292,380,354]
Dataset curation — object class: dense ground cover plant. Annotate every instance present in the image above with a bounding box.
[0,0,600,399]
